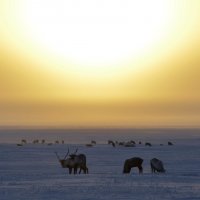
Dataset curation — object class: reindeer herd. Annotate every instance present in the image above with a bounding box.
[54,148,166,175]
[17,139,170,175]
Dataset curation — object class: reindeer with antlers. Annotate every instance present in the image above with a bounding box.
[55,148,88,174]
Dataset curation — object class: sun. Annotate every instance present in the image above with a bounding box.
[22,0,172,72]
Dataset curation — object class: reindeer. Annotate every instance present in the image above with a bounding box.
[108,140,115,147]
[55,149,88,174]
[150,158,165,173]
[124,141,135,147]
[86,144,93,147]
[130,140,136,144]
[21,139,27,144]
[33,139,39,144]
[145,142,152,147]
[168,141,173,146]
[119,142,125,146]
[123,157,143,174]
[91,140,96,145]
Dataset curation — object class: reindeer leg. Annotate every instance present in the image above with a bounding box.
[74,167,77,174]
[151,164,154,173]
[138,166,143,174]
[85,167,88,174]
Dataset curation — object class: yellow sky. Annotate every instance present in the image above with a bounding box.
[0,0,200,128]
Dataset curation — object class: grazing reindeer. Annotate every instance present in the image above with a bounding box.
[168,141,173,146]
[124,141,135,147]
[55,149,88,174]
[130,140,136,144]
[150,158,165,173]
[86,144,93,147]
[33,139,39,144]
[91,140,96,145]
[123,157,143,174]
[108,140,115,147]
[145,142,152,147]
[21,139,27,144]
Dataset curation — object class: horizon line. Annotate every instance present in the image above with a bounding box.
[0,125,200,130]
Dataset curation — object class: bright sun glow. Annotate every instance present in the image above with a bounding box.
[1,0,200,127]
[23,0,172,70]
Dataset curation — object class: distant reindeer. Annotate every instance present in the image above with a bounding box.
[33,139,39,144]
[145,142,152,147]
[91,140,96,145]
[123,157,143,174]
[55,140,59,144]
[124,141,135,147]
[168,141,173,146]
[108,140,113,144]
[61,140,65,144]
[41,139,45,144]
[21,139,27,144]
[130,140,136,144]
[150,158,165,173]
[108,140,115,147]
[55,148,88,174]
[86,144,93,147]
[119,142,125,146]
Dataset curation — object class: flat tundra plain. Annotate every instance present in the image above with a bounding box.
[0,129,200,200]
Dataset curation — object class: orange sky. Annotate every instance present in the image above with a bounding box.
[0,0,200,128]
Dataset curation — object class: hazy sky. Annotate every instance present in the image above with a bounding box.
[0,0,200,128]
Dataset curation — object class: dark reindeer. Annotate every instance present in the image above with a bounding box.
[150,158,165,173]
[91,140,96,145]
[124,141,135,147]
[55,149,88,174]
[108,140,115,147]
[168,141,173,146]
[21,139,27,144]
[123,157,143,174]
[145,142,152,147]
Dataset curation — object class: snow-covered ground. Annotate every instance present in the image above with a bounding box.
[0,129,200,200]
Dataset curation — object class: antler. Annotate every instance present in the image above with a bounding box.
[63,148,70,160]
[54,152,60,161]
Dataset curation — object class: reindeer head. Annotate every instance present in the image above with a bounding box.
[55,148,78,167]
[55,149,69,168]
